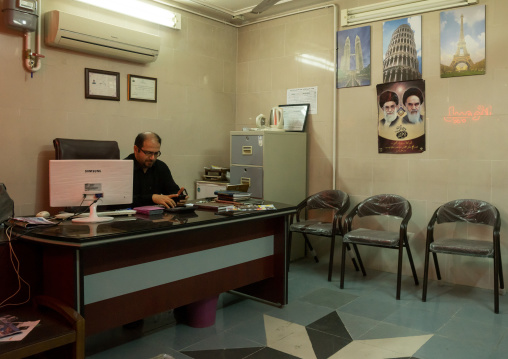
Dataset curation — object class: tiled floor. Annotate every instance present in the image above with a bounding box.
[87,258,508,359]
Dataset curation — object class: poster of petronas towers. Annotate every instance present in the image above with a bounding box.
[383,16,422,83]
[336,26,371,89]
[440,5,485,77]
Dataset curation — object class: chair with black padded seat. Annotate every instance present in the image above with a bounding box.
[288,190,364,281]
[340,194,419,300]
[0,295,85,359]
[422,199,504,313]
[53,138,120,160]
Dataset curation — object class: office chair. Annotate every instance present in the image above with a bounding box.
[53,138,120,159]
[340,194,419,300]
[422,199,504,313]
[289,190,363,281]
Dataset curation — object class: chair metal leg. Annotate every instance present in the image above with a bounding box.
[396,244,403,300]
[494,249,500,313]
[340,242,347,289]
[422,245,431,302]
[352,244,366,276]
[432,252,441,280]
[498,243,504,290]
[302,233,319,263]
[328,236,336,281]
[344,243,360,271]
[499,256,505,290]
[287,231,293,274]
[403,237,419,285]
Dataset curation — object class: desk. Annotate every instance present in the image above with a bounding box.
[18,203,294,336]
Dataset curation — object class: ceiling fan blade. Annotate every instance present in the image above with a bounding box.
[251,0,283,14]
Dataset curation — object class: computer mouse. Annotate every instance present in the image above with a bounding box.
[36,211,51,218]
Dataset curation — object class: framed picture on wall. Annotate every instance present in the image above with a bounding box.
[127,74,157,102]
[383,16,422,83]
[85,68,120,101]
[337,25,371,88]
[440,5,485,77]
[279,103,310,132]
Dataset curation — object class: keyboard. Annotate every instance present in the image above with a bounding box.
[55,209,137,219]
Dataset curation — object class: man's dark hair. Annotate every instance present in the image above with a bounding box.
[379,91,399,108]
[403,87,424,105]
[134,132,161,148]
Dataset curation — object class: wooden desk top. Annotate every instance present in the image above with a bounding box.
[13,201,296,248]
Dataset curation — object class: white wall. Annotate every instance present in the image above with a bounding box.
[0,0,237,215]
[237,0,508,290]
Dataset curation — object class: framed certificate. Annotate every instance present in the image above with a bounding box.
[128,74,157,102]
[279,103,310,132]
[85,68,120,101]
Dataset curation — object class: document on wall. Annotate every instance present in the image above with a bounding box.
[287,87,318,114]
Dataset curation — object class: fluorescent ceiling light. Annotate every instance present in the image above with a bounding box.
[74,0,181,29]
[341,0,478,27]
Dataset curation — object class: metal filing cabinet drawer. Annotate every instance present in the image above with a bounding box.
[230,166,263,198]
[231,135,263,166]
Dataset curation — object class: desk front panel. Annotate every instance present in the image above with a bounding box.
[41,214,287,335]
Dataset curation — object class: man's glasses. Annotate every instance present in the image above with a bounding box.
[138,148,162,157]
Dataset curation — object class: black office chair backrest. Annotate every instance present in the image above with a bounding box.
[436,199,498,227]
[356,194,409,218]
[53,138,120,159]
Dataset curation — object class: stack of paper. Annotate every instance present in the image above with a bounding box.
[214,190,251,201]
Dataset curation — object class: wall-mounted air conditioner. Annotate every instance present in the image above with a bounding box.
[44,10,160,63]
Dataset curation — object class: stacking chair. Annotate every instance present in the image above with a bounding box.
[422,199,504,313]
[340,194,419,299]
[53,138,120,159]
[289,190,362,281]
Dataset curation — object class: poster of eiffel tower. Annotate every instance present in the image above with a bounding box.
[440,5,485,78]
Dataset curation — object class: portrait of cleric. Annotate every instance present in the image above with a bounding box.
[376,79,426,153]
[402,87,424,124]
[378,90,402,128]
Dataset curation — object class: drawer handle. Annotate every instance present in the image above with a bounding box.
[240,177,251,186]
[242,146,253,155]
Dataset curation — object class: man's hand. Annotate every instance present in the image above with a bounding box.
[152,194,177,208]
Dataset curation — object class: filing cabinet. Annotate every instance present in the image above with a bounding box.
[230,131,307,206]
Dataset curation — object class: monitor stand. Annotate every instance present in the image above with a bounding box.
[72,202,114,223]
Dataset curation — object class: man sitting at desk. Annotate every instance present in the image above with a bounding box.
[125,132,184,208]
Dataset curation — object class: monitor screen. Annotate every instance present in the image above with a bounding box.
[49,160,133,223]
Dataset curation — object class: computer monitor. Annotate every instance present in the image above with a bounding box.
[49,160,133,223]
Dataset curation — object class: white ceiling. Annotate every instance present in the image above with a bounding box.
[161,0,336,25]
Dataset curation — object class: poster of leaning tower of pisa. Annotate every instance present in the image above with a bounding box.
[383,16,422,83]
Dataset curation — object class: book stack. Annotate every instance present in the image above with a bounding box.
[214,190,251,202]
[133,206,164,215]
